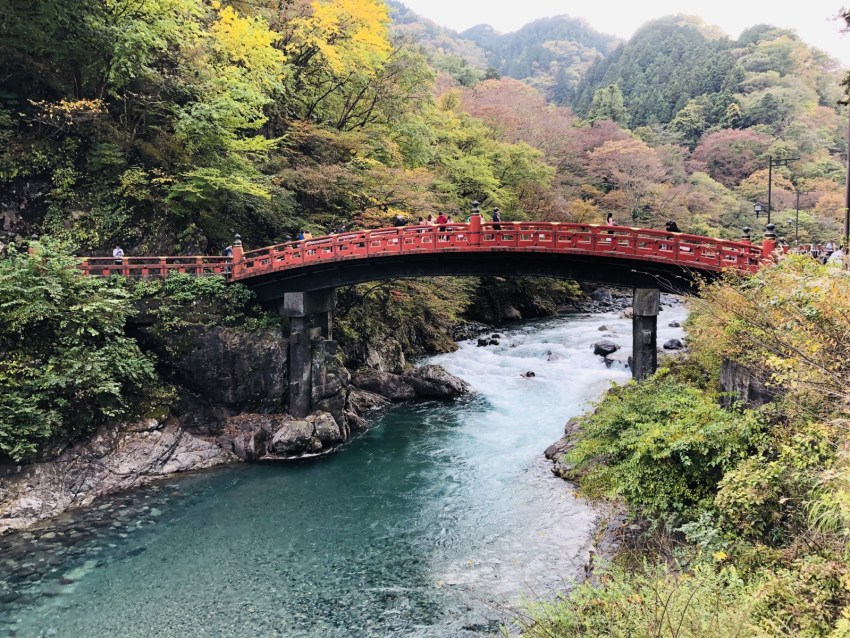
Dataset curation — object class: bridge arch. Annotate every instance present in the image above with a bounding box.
[81,218,774,418]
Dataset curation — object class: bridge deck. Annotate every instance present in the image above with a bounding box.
[79,222,764,281]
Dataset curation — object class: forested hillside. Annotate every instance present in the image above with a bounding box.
[0,1,847,256]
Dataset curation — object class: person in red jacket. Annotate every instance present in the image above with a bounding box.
[436,213,448,234]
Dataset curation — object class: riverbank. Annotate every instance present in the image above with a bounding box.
[0,280,668,534]
[0,304,687,637]
[514,257,850,638]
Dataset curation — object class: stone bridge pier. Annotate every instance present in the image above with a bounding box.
[632,288,660,381]
[278,290,337,418]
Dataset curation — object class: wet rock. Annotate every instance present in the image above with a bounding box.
[346,389,391,415]
[502,305,522,321]
[668,321,681,328]
[597,325,608,331]
[523,371,536,378]
[269,420,314,455]
[403,365,470,399]
[477,338,489,347]
[310,412,342,446]
[663,338,684,350]
[593,340,620,357]
[351,370,415,401]
[451,321,492,341]
[546,418,583,478]
[344,410,368,432]
[488,339,500,346]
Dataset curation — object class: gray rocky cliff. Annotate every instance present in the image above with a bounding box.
[720,359,776,408]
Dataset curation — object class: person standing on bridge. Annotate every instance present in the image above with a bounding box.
[665,220,680,233]
[112,245,124,265]
[492,207,501,231]
[606,213,616,226]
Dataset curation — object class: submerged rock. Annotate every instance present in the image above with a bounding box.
[0,416,237,534]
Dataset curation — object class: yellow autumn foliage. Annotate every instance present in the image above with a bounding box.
[689,255,850,411]
[289,0,391,75]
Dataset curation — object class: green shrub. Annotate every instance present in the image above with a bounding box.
[566,373,765,524]
[0,239,158,460]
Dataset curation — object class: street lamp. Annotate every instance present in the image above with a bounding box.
[766,155,799,225]
[754,201,763,218]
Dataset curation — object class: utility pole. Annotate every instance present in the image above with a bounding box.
[767,156,799,225]
[844,102,850,247]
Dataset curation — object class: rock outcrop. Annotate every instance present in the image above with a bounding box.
[350,365,469,402]
[174,327,288,409]
[720,359,776,408]
[216,411,346,461]
[0,415,236,533]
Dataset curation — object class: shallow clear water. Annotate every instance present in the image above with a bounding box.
[0,305,685,637]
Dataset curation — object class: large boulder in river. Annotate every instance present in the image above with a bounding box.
[347,388,391,415]
[663,338,685,350]
[270,420,317,455]
[593,340,620,357]
[351,369,416,401]
[403,364,470,399]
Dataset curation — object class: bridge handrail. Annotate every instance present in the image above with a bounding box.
[79,222,765,280]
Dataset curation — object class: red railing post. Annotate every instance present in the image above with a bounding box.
[761,223,777,259]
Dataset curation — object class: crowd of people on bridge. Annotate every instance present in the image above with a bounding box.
[793,240,846,264]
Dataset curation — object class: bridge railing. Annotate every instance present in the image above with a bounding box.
[79,222,765,280]
[79,255,232,277]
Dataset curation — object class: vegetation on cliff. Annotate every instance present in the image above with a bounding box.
[519,257,850,637]
[0,240,157,461]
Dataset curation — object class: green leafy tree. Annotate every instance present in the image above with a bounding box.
[0,240,157,461]
[587,84,629,126]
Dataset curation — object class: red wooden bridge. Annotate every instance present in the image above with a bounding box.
[80,218,769,297]
[79,216,775,410]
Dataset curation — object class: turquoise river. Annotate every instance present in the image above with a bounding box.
[0,305,685,637]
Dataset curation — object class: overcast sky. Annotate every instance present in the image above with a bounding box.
[397,0,850,67]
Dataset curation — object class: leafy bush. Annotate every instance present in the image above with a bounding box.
[512,563,765,638]
[566,373,765,524]
[0,239,157,460]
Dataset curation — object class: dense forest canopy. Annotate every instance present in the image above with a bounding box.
[0,0,847,256]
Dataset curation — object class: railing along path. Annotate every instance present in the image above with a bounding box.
[79,222,765,280]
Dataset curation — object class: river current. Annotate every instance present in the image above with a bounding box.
[0,304,685,637]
